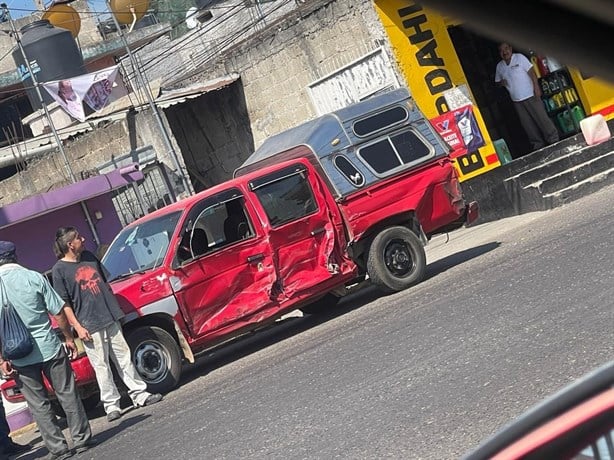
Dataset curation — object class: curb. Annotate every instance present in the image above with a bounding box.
[10,422,37,438]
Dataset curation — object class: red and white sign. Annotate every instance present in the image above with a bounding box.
[430,104,485,158]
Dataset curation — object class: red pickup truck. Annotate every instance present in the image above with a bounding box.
[2,88,477,403]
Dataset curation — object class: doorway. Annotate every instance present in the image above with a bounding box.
[448,26,532,158]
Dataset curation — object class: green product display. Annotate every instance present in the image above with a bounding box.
[493,138,513,165]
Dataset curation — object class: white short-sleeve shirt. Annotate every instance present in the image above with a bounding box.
[495,53,535,102]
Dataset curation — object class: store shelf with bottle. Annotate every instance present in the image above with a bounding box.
[538,68,586,136]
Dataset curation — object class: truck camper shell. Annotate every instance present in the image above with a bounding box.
[235,88,450,198]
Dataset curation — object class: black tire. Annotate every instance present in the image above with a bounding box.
[300,293,340,315]
[367,226,426,293]
[126,326,182,394]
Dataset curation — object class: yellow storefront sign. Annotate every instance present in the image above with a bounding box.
[374,1,501,180]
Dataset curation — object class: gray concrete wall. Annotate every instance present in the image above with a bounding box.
[0,107,187,206]
[128,0,298,86]
[181,0,393,149]
[163,81,254,192]
[0,0,398,204]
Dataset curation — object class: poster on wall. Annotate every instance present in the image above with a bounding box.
[42,66,120,122]
[430,104,485,157]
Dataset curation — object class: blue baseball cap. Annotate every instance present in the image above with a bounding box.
[0,241,16,260]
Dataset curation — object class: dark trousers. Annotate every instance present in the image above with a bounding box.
[514,96,560,150]
[14,348,91,455]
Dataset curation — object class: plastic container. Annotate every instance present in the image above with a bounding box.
[546,56,563,72]
[571,105,585,124]
[530,55,542,78]
[557,110,575,134]
[493,138,513,164]
[11,20,85,109]
[537,56,549,76]
[580,114,611,145]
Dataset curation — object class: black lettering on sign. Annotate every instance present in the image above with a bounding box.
[457,151,485,175]
[400,14,433,44]
[425,69,452,94]
[434,96,448,115]
[416,39,444,66]
[398,3,454,116]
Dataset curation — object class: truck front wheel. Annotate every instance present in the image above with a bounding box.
[126,326,182,394]
[367,226,426,293]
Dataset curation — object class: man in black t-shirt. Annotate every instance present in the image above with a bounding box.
[52,227,162,423]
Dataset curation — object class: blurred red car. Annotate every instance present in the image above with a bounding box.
[464,361,614,460]
[1,331,99,410]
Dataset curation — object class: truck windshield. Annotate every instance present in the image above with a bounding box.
[102,211,182,282]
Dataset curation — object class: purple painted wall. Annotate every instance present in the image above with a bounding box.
[0,195,122,273]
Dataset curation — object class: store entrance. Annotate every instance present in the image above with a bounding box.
[448,26,532,159]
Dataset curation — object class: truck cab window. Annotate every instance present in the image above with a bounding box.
[253,171,317,227]
[177,193,255,264]
[223,198,254,243]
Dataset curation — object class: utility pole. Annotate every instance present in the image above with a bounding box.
[106,0,193,199]
[2,4,76,183]
[1,4,101,245]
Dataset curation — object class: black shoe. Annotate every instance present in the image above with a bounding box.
[74,439,97,455]
[45,450,73,460]
[143,393,163,406]
[106,410,121,422]
[3,441,30,455]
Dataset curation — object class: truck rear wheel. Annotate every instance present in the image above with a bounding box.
[367,226,426,293]
[126,326,182,394]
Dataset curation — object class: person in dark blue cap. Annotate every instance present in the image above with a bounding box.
[0,241,93,460]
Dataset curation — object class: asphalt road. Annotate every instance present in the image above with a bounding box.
[15,185,614,460]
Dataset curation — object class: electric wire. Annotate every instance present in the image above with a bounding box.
[0,0,258,86]
[0,0,299,102]
[127,0,294,79]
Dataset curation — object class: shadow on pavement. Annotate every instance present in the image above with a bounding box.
[175,243,501,389]
[13,413,150,460]
[178,285,383,388]
[425,241,501,280]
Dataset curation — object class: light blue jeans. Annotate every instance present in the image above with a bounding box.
[84,321,151,414]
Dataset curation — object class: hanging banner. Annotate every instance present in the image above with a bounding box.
[430,110,465,157]
[42,65,120,122]
[430,104,485,158]
[454,104,485,153]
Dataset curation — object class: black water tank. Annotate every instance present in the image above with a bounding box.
[12,20,85,109]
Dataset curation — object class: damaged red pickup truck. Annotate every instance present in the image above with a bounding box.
[2,88,477,403]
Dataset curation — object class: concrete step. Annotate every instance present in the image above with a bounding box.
[543,167,614,206]
[524,151,614,196]
[461,120,614,224]
[505,133,586,175]
[509,144,599,188]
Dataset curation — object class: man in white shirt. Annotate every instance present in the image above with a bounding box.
[495,42,559,151]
